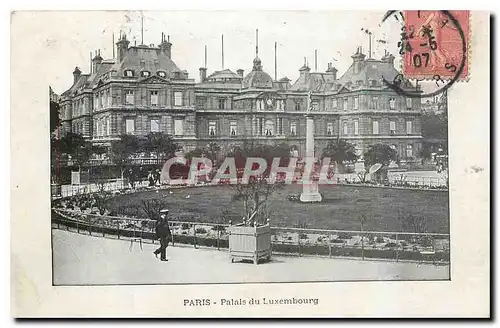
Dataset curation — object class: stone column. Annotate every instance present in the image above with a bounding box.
[300,110,322,203]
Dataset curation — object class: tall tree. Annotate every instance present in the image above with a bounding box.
[363,144,397,168]
[109,134,141,179]
[227,141,291,173]
[363,144,397,183]
[185,147,206,161]
[142,132,179,163]
[206,142,221,163]
[321,138,358,173]
[58,132,103,170]
[50,100,61,134]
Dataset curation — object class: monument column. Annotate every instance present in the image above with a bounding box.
[300,92,322,203]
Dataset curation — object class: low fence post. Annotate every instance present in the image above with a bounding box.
[171,224,175,247]
[395,233,399,262]
[77,218,80,234]
[298,233,301,257]
[193,223,198,249]
[217,228,220,251]
[88,216,92,236]
[116,221,120,239]
[328,233,332,258]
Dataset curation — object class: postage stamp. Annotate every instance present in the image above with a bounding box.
[401,10,470,80]
[10,9,490,318]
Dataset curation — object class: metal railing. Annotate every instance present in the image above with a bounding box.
[52,209,450,264]
[337,174,448,190]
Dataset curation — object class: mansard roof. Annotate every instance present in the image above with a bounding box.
[112,46,182,79]
[290,72,336,92]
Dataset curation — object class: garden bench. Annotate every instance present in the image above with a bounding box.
[418,248,436,265]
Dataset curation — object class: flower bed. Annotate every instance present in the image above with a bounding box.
[52,183,449,263]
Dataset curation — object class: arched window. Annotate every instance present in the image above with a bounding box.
[124,69,134,77]
[406,144,413,158]
[264,120,274,136]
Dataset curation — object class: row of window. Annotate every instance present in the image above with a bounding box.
[71,93,413,114]
[390,144,416,158]
[124,90,184,106]
[95,117,111,137]
[124,118,182,135]
[341,120,413,135]
[124,69,167,78]
[326,96,412,111]
[120,118,413,138]
[208,121,239,136]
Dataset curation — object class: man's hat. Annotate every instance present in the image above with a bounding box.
[159,209,169,214]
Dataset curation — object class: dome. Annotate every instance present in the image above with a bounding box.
[242,71,273,89]
[242,56,273,89]
[206,69,242,82]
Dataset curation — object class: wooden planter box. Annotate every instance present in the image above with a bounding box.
[228,223,272,265]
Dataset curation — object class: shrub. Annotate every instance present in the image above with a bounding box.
[181,223,191,230]
[212,225,226,232]
[287,236,292,241]
[330,239,344,244]
[376,236,385,243]
[195,227,207,234]
[181,231,187,235]
[299,233,308,240]
[385,242,398,248]
[337,232,352,240]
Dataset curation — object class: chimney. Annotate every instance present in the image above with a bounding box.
[199,67,207,82]
[382,52,395,66]
[92,49,103,73]
[299,57,311,80]
[73,66,82,84]
[159,34,172,58]
[116,33,130,62]
[237,69,244,77]
[326,62,338,80]
[351,46,366,74]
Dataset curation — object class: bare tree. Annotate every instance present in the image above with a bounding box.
[232,175,284,226]
[138,199,168,221]
[398,210,429,245]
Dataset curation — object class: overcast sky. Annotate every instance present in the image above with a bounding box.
[45,11,405,94]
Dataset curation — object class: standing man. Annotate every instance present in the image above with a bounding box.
[154,209,172,261]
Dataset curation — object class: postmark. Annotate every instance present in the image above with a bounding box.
[381,10,470,98]
[402,10,470,80]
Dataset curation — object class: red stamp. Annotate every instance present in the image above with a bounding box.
[402,10,470,80]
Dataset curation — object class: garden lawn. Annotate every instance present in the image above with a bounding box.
[106,184,449,233]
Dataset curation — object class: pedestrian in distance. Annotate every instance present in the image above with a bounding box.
[148,170,155,187]
[154,209,172,261]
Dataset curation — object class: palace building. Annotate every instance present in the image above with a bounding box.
[59,31,423,162]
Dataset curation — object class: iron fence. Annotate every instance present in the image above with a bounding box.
[52,209,450,264]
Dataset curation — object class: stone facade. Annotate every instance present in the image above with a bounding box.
[59,34,424,161]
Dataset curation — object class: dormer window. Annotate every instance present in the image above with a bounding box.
[124,69,134,77]
[157,71,166,78]
[141,71,151,78]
